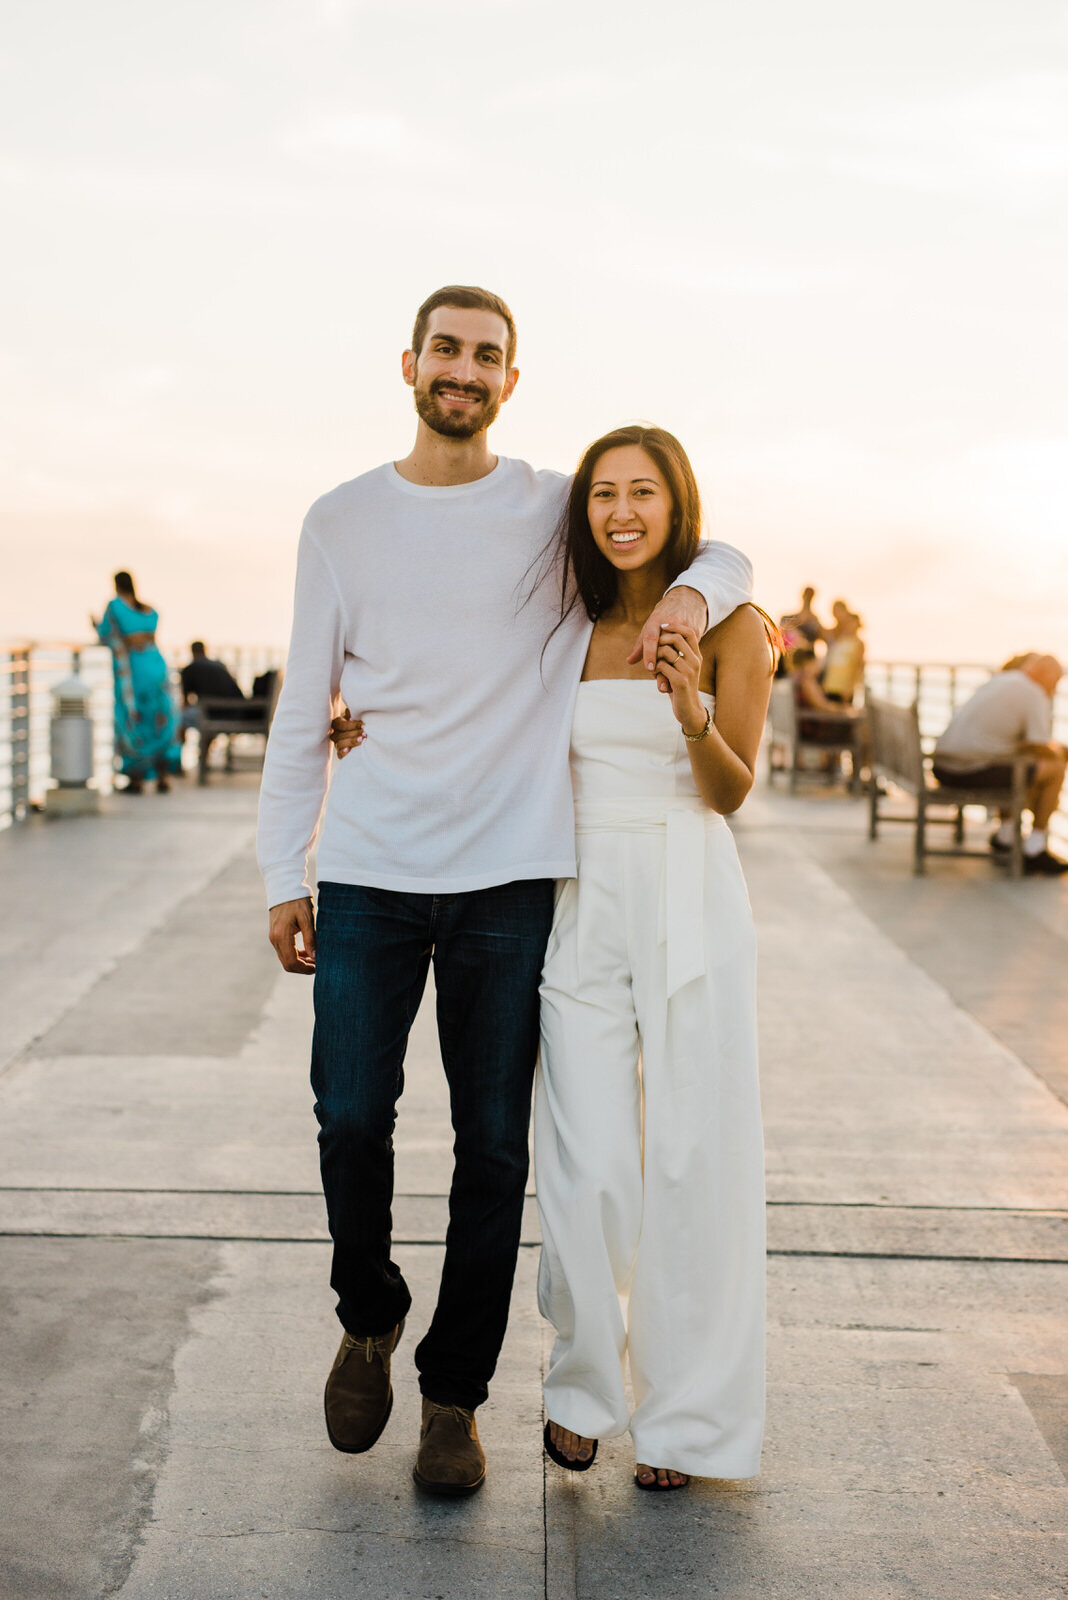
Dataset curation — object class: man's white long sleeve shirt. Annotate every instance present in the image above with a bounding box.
[256,457,754,907]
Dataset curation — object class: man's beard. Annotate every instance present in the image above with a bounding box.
[413,376,502,439]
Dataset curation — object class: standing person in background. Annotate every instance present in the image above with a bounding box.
[258,285,754,1498]
[933,654,1067,874]
[778,586,826,677]
[780,586,825,648]
[821,601,865,704]
[92,571,178,795]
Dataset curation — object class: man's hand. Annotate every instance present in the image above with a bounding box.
[268,897,316,974]
[626,586,710,692]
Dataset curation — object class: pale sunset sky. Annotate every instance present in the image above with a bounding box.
[3,0,1067,664]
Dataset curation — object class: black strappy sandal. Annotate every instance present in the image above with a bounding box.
[543,1420,598,1472]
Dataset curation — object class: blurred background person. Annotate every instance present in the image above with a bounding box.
[179,640,259,772]
[792,644,861,778]
[780,586,826,648]
[91,570,178,795]
[821,601,865,705]
[179,639,244,736]
[777,585,826,677]
[932,654,1067,875]
[179,640,245,709]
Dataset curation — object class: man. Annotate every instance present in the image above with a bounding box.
[256,285,754,1495]
[780,585,825,648]
[778,586,825,678]
[933,653,1067,874]
[180,640,245,706]
[179,641,250,767]
[179,640,246,731]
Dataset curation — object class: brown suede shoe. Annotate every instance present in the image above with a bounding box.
[323,1317,405,1453]
[412,1398,486,1495]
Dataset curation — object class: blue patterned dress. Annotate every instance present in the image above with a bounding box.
[94,597,179,777]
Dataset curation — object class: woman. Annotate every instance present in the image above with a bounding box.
[92,571,178,793]
[534,425,772,1492]
[820,601,865,704]
[790,643,860,779]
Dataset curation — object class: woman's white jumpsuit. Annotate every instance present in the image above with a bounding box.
[535,680,765,1478]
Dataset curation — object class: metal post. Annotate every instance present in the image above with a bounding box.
[9,647,30,823]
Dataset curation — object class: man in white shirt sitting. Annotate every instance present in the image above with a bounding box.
[932,653,1067,875]
[256,285,754,1495]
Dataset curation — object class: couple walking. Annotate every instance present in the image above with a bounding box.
[257,285,772,1496]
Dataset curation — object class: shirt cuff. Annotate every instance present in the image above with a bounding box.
[261,864,313,909]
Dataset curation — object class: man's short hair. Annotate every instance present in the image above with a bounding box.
[191,640,206,656]
[411,285,517,368]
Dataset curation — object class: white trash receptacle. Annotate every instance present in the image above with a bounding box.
[46,673,99,815]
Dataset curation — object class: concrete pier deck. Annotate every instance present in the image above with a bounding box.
[1,772,1066,1599]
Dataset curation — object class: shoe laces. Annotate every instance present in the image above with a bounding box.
[424,1400,474,1427]
[344,1330,394,1364]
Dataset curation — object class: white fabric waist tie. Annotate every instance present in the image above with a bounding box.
[573,797,722,999]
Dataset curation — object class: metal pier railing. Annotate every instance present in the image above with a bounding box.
[1,641,282,826]
[4,649,1066,840]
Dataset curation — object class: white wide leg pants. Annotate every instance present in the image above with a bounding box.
[535,812,765,1478]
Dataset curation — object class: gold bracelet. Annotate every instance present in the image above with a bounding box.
[684,708,713,742]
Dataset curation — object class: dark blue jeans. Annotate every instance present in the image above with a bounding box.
[311,878,554,1411]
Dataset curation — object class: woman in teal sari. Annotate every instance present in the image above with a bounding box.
[92,571,179,794]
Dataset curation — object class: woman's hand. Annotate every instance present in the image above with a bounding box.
[329,707,365,758]
[626,585,708,689]
[655,624,707,736]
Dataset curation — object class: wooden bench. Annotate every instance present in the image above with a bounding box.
[865,694,1028,877]
[195,671,281,785]
[766,679,863,793]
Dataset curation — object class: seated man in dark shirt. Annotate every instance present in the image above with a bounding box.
[178,643,258,765]
[180,641,245,705]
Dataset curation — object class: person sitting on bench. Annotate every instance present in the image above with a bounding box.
[180,642,244,714]
[179,643,258,769]
[932,654,1067,875]
[791,646,859,776]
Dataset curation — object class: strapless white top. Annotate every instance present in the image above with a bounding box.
[571,679,719,816]
[568,680,725,997]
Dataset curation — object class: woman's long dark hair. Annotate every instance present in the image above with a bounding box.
[114,570,151,614]
[555,424,703,625]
